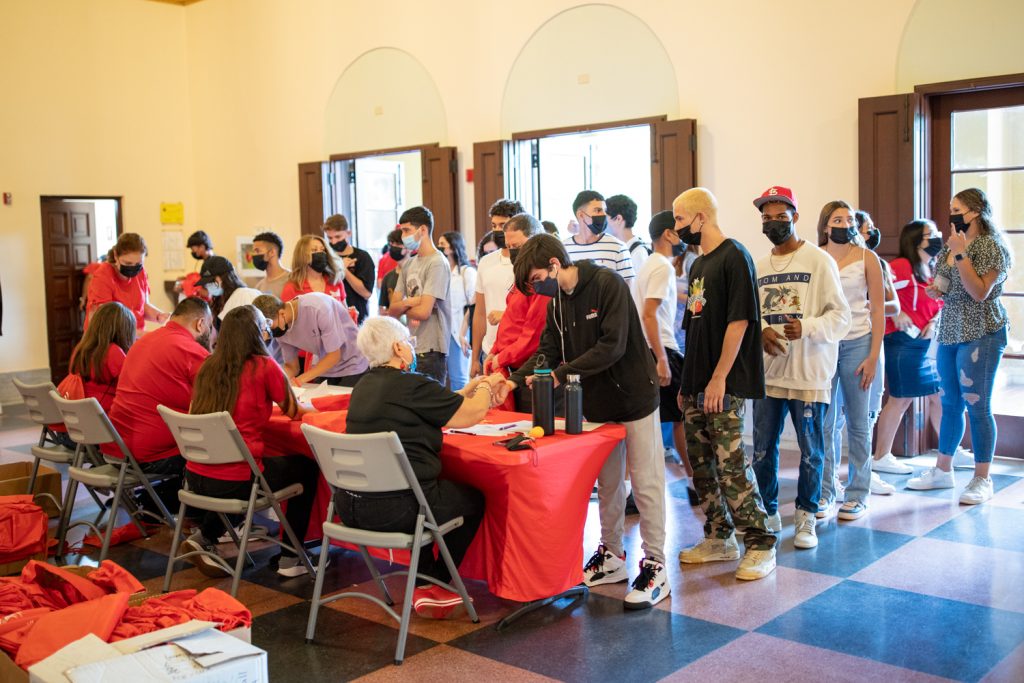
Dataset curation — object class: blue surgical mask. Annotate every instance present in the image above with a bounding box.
[533,269,560,298]
[205,282,223,297]
[402,232,420,252]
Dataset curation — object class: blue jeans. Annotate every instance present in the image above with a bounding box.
[753,398,827,515]
[447,336,468,391]
[822,333,873,506]
[936,326,1006,463]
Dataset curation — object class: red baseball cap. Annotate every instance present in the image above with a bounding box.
[753,186,798,211]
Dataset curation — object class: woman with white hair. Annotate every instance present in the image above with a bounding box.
[341,316,506,619]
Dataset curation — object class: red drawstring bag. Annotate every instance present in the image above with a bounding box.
[0,608,51,658]
[14,592,129,668]
[0,496,47,565]
[86,560,145,595]
[19,561,107,609]
[56,372,85,400]
[81,522,147,549]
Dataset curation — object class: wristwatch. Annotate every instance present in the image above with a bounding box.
[954,253,966,262]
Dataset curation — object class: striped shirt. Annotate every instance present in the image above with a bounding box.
[562,233,635,282]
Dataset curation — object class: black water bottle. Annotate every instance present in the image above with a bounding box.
[532,355,555,436]
[565,374,583,435]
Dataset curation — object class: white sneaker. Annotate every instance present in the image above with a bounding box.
[907,467,955,490]
[766,512,782,533]
[959,476,994,505]
[838,500,868,520]
[735,547,777,580]
[793,509,818,549]
[872,453,913,475]
[624,559,670,609]
[217,523,269,544]
[952,447,975,470]
[582,544,628,586]
[815,498,835,520]
[678,535,741,564]
[870,472,896,495]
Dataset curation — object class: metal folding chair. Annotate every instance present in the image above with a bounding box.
[300,425,478,665]
[49,391,177,561]
[157,406,316,597]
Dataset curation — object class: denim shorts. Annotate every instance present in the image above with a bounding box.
[883,331,940,398]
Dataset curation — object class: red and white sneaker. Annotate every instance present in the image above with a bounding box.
[413,585,470,619]
[582,544,627,586]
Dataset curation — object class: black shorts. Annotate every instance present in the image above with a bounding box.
[658,347,684,423]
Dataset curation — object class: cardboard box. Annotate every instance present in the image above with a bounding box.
[0,462,64,517]
[0,551,47,577]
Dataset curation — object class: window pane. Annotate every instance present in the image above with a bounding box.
[951,170,1024,230]
[992,357,1024,417]
[999,234,1024,293]
[999,295,1024,355]
[952,105,1024,171]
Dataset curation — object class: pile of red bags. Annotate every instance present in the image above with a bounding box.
[0,496,47,566]
[0,560,250,670]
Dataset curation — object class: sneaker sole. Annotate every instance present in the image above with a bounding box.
[679,551,740,564]
[624,585,670,610]
[794,537,818,549]
[872,466,914,475]
[838,511,867,520]
[583,569,628,586]
[906,482,955,491]
[870,487,896,495]
[414,598,468,619]
[959,496,992,506]
[735,563,776,581]
[218,525,270,544]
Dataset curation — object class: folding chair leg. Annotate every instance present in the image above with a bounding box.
[100,464,132,562]
[135,467,176,528]
[163,499,188,593]
[304,535,333,643]
[395,521,425,665]
[434,531,479,623]
[269,497,315,579]
[359,545,394,606]
[55,476,79,559]
[27,458,41,497]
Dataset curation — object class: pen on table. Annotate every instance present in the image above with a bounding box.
[497,424,519,431]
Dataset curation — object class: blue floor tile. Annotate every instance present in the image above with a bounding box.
[926,504,1024,552]
[757,580,1024,682]
[448,591,744,681]
[774,522,914,577]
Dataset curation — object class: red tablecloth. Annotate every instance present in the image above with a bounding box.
[262,409,625,603]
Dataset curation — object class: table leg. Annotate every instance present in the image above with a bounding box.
[494,585,589,632]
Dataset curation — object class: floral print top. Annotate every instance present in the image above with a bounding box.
[934,233,1011,345]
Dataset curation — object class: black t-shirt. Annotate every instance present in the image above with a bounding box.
[345,366,464,481]
[378,268,400,310]
[342,247,375,323]
[680,239,765,399]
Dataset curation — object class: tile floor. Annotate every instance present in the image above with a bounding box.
[2,403,1022,682]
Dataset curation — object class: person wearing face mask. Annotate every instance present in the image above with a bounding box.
[252,231,291,299]
[281,234,346,304]
[562,190,636,288]
[749,187,850,550]
[86,232,169,332]
[494,234,668,610]
[482,214,552,412]
[378,229,408,316]
[673,188,776,582]
[872,219,960,475]
[102,297,213,505]
[437,231,476,390]
[907,188,1013,505]
[607,194,651,277]
[195,255,262,327]
[254,292,368,387]
[817,200,886,522]
[187,230,214,262]
[470,199,523,378]
[323,214,375,323]
[389,206,452,385]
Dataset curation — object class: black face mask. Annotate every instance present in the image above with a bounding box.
[119,263,143,278]
[309,252,330,273]
[509,247,520,265]
[190,251,204,261]
[923,236,943,257]
[586,215,607,235]
[677,219,702,246]
[829,227,857,245]
[388,245,405,261]
[252,254,269,271]
[864,228,881,251]
[763,220,794,246]
[493,231,506,249]
[950,213,970,233]
[671,241,686,257]
[330,239,348,253]
[533,270,559,297]
[271,324,288,338]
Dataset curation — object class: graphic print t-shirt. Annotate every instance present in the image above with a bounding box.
[680,239,764,399]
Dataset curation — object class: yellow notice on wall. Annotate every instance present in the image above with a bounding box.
[160,202,184,225]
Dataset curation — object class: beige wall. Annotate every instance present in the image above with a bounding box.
[3,0,1023,377]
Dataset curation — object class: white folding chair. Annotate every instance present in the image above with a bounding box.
[157,406,316,597]
[301,425,478,665]
[49,391,176,561]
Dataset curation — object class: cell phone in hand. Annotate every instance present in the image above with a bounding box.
[696,392,731,412]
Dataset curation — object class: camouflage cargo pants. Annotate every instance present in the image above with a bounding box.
[681,395,776,550]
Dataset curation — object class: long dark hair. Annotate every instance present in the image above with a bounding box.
[210,266,247,319]
[954,187,1014,269]
[441,231,471,270]
[191,305,296,415]
[70,302,136,381]
[898,219,934,284]
[477,230,498,261]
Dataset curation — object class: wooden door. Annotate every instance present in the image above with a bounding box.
[298,161,325,236]
[473,140,506,247]
[421,146,459,236]
[41,200,95,383]
[650,119,697,213]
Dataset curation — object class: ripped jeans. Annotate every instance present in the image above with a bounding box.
[753,398,826,515]
[936,326,1007,463]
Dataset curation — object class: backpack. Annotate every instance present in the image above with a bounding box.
[629,240,652,256]
[56,372,85,400]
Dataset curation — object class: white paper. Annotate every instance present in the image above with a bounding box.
[293,382,352,402]
[445,421,532,436]
[553,418,604,433]
[161,230,185,272]
[28,635,119,683]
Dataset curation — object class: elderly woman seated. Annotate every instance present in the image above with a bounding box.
[343,316,506,618]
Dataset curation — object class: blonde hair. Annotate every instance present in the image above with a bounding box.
[288,234,342,288]
[672,187,719,222]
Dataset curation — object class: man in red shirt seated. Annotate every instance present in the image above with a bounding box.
[482,213,553,412]
[105,297,213,500]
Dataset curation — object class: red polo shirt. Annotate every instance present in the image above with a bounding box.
[492,286,551,370]
[281,277,346,303]
[86,262,150,331]
[105,322,209,462]
[187,355,288,481]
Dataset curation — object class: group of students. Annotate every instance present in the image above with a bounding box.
[64,181,1012,618]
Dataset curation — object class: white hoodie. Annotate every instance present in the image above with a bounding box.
[755,242,852,395]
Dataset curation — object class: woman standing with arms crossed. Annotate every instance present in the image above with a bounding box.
[281,235,346,304]
[438,232,476,390]
[908,188,1012,504]
[818,201,886,521]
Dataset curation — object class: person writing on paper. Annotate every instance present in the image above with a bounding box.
[86,232,169,332]
[343,316,505,619]
[254,292,368,387]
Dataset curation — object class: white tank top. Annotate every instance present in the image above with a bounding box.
[839,252,871,340]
